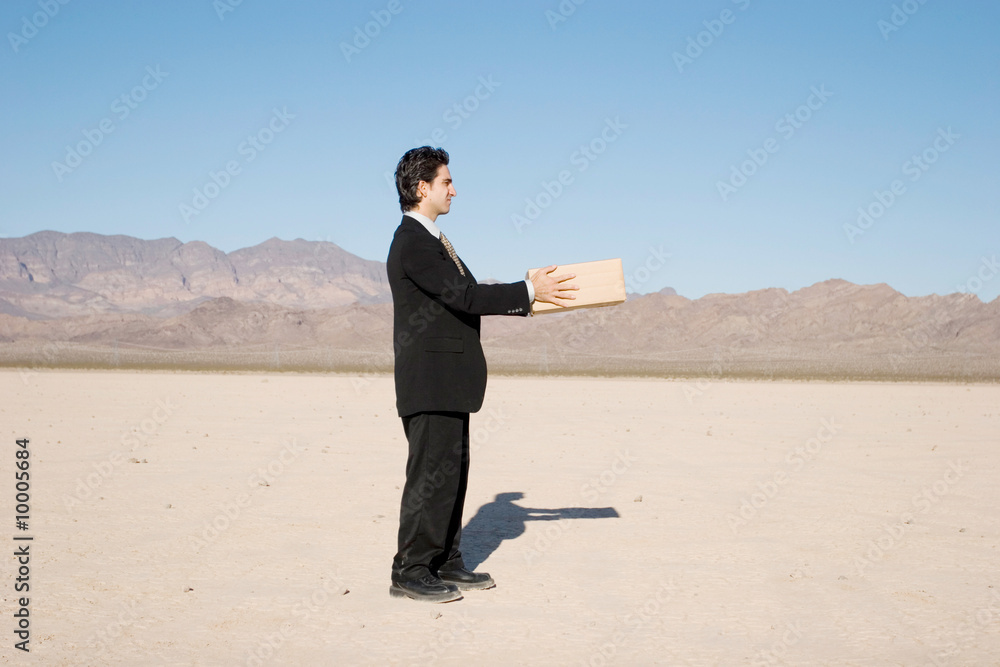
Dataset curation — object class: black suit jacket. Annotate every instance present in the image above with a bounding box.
[387,216,530,417]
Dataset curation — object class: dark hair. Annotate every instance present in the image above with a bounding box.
[395,146,449,212]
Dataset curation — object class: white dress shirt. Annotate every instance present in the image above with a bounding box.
[403,211,535,303]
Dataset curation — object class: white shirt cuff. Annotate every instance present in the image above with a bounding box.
[524,278,535,302]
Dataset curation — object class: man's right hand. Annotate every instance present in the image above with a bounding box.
[529,265,579,306]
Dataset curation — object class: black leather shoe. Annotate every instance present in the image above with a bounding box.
[389,575,463,603]
[437,568,495,590]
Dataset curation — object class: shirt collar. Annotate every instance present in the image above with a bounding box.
[403,211,440,239]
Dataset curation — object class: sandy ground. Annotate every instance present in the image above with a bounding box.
[1,368,999,666]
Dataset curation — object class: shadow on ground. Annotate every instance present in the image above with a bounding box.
[461,491,619,570]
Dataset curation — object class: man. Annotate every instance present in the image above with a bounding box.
[387,146,577,603]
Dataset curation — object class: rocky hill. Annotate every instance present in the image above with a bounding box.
[0,231,389,319]
[1,232,997,380]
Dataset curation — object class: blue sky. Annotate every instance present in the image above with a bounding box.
[2,0,998,301]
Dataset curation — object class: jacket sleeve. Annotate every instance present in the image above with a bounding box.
[400,231,530,316]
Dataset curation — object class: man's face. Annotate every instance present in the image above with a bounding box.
[418,165,456,218]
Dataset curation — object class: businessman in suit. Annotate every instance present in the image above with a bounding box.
[387,146,577,602]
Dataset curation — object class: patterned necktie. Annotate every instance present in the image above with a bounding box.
[439,232,466,276]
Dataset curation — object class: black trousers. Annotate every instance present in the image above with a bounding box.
[392,411,470,582]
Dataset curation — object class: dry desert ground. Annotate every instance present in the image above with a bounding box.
[1,369,999,666]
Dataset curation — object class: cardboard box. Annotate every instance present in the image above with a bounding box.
[526,258,626,315]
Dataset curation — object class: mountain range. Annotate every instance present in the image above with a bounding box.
[0,230,389,319]
[1,231,997,380]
